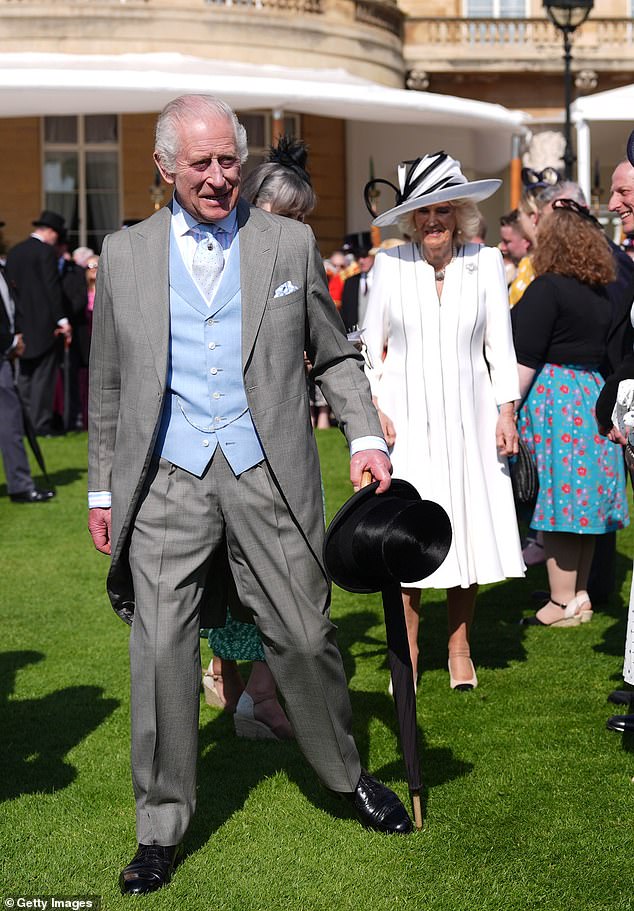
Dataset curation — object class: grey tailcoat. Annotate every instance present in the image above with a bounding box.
[88,199,383,624]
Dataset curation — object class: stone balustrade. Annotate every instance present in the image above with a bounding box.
[405,17,634,69]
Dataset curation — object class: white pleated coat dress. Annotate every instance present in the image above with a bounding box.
[363,241,525,589]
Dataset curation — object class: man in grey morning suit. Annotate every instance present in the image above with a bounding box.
[88,94,412,895]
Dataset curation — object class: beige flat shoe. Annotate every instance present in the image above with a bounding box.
[574,590,594,623]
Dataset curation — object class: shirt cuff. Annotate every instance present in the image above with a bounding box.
[350,436,389,456]
[57,317,70,327]
[88,490,112,509]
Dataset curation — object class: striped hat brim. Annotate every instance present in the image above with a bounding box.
[372,179,501,228]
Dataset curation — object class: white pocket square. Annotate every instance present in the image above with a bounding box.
[273,280,300,298]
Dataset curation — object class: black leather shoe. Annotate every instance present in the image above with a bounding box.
[119,843,182,895]
[346,770,413,835]
[10,488,55,503]
[606,713,634,733]
[608,690,634,707]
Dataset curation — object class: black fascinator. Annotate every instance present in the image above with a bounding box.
[268,135,312,187]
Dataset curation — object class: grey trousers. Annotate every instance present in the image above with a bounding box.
[0,359,34,495]
[17,346,59,436]
[128,450,361,845]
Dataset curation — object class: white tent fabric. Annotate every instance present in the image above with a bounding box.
[0,52,528,135]
[571,84,634,205]
[572,84,634,123]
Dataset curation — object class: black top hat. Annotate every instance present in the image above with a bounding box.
[323,479,452,594]
[32,210,66,235]
[627,130,634,169]
[342,231,372,257]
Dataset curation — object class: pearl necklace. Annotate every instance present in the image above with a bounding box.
[422,245,457,282]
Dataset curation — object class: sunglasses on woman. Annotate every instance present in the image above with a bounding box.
[551,197,602,229]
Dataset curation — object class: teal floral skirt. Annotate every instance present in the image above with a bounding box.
[201,610,265,662]
[518,363,629,534]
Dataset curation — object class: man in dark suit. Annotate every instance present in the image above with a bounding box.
[595,148,634,731]
[0,250,55,503]
[340,245,375,333]
[5,210,71,435]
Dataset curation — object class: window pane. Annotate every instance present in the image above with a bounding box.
[44,192,78,241]
[499,0,525,15]
[239,113,266,148]
[466,0,493,17]
[44,152,78,192]
[85,114,118,144]
[86,151,118,190]
[44,116,77,144]
[87,191,119,233]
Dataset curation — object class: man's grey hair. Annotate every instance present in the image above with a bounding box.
[542,180,588,207]
[154,94,249,173]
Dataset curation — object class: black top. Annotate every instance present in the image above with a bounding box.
[512,273,612,370]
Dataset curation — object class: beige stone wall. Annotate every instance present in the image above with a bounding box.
[121,113,167,223]
[0,0,405,88]
[302,115,347,257]
[0,118,41,251]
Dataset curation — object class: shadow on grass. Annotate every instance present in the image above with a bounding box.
[191,694,472,853]
[189,599,472,851]
[0,465,85,499]
[0,649,119,802]
[593,547,632,663]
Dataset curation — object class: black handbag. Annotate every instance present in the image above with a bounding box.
[509,436,539,509]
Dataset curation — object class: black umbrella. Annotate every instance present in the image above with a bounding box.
[324,473,452,830]
[62,337,71,432]
[11,362,55,490]
[381,580,423,826]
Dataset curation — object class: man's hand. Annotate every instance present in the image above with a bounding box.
[54,323,72,346]
[607,424,628,446]
[350,450,392,494]
[89,507,112,555]
[12,334,25,359]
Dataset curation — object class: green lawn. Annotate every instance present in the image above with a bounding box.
[1,430,633,910]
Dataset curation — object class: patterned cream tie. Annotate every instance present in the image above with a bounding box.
[192,225,224,304]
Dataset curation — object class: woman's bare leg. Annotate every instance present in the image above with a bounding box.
[447,584,478,684]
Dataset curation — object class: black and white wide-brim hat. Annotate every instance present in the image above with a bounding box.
[365,151,501,228]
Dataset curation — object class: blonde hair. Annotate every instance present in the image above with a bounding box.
[398,198,482,246]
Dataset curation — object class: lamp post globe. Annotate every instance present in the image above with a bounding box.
[543,0,594,179]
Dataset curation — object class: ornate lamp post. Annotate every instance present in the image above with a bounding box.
[543,0,594,179]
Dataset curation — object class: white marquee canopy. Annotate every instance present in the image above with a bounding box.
[0,52,528,172]
[571,84,634,204]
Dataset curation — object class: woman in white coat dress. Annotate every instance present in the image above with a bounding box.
[363,152,525,691]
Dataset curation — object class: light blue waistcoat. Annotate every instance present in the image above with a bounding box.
[154,226,265,477]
